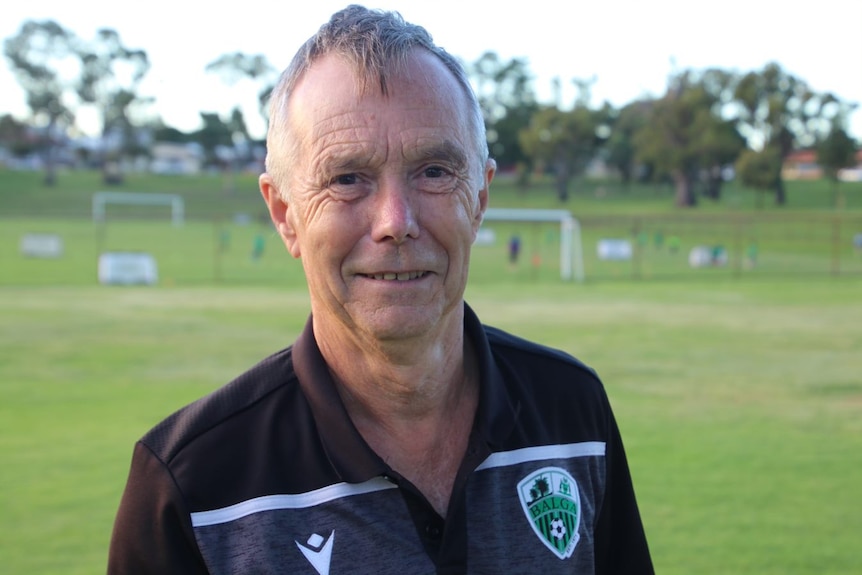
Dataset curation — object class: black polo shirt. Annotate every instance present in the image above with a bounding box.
[108,303,653,574]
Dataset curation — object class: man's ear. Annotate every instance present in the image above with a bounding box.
[473,158,495,231]
[259,173,301,258]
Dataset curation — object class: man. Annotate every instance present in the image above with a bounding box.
[108,5,653,574]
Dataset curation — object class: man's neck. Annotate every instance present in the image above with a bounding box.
[313,312,479,515]
[314,306,468,417]
[340,346,478,517]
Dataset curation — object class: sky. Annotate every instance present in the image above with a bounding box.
[2,0,861,141]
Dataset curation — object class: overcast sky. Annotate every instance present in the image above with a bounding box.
[2,0,860,140]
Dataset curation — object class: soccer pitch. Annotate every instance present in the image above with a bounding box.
[1,276,860,574]
[2,170,861,573]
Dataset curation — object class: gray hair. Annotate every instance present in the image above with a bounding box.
[264,4,488,189]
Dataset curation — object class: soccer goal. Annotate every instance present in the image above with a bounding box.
[482,208,584,282]
[91,191,186,285]
[92,191,185,227]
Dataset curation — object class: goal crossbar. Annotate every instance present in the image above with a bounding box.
[92,191,185,226]
[482,208,584,282]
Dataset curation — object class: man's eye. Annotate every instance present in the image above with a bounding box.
[334,174,358,185]
[424,166,447,178]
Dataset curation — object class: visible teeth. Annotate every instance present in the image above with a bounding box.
[369,271,424,281]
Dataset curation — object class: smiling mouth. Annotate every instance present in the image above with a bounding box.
[362,271,428,281]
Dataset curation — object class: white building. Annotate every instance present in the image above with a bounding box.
[150,142,203,174]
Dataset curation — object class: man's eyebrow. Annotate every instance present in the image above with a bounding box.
[415,141,469,168]
[318,149,376,174]
[327,157,367,172]
[318,141,470,173]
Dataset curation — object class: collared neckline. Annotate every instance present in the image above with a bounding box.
[291,302,518,483]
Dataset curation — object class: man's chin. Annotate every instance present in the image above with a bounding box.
[351,304,447,342]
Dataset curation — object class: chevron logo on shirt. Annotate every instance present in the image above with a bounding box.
[296,530,335,575]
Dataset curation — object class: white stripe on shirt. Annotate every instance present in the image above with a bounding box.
[475,441,606,471]
[191,476,398,527]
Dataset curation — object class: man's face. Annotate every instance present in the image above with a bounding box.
[261,50,494,344]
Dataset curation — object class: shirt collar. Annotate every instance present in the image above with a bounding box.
[292,314,384,483]
[463,303,518,450]
[291,302,518,483]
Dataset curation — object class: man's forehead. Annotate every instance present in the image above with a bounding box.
[288,54,471,157]
[290,50,464,114]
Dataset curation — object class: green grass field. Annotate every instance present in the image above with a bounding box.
[2,169,862,573]
[2,280,860,574]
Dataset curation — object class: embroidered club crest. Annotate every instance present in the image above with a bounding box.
[517,466,581,560]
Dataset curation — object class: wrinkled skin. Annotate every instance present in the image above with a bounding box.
[260,49,495,354]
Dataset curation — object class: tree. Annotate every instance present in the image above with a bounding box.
[605,99,653,186]
[518,77,605,202]
[634,89,699,207]
[470,51,538,172]
[205,52,274,83]
[817,119,859,209]
[193,112,234,168]
[75,28,151,183]
[0,114,34,156]
[205,52,277,137]
[694,68,745,201]
[3,20,78,185]
[733,62,826,205]
[220,106,253,192]
[519,103,602,201]
[632,69,746,207]
[205,52,276,191]
[735,147,781,209]
[151,122,192,144]
[633,74,704,207]
[696,113,746,201]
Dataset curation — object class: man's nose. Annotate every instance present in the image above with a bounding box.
[371,177,420,243]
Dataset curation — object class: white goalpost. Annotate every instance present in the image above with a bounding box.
[91,191,185,285]
[482,208,585,282]
[92,191,185,226]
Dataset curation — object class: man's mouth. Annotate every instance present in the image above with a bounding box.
[362,271,428,281]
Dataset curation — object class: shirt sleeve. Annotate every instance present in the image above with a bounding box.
[107,441,209,574]
[594,406,655,574]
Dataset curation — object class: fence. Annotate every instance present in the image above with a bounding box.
[572,214,862,281]
[472,213,862,283]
